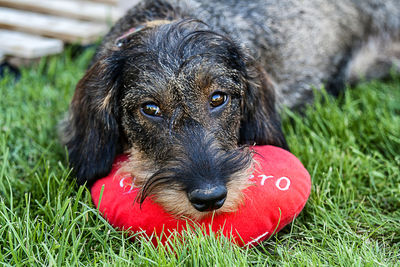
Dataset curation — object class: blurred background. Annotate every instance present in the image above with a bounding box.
[0,0,140,69]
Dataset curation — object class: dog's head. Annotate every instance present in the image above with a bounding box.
[62,19,287,219]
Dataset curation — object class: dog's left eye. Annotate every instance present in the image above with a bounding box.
[141,102,162,117]
[210,92,228,108]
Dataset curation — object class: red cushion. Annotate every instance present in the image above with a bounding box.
[91,145,311,247]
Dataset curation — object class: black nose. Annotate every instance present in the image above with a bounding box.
[188,186,227,212]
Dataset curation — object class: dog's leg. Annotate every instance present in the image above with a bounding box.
[346,37,400,85]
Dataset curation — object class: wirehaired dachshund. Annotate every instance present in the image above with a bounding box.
[61,0,400,219]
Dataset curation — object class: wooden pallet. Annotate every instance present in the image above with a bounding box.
[0,30,63,58]
[0,0,135,66]
[0,7,108,44]
[91,0,118,4]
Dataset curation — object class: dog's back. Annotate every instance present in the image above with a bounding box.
[99,0,400,108]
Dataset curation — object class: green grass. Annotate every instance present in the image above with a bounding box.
[1,49,399,266]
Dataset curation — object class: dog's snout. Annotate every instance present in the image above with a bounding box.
[188,186,227,212]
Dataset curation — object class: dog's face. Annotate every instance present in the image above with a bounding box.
[62,19,287,219]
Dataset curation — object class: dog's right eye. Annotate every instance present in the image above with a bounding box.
[141,102,162,117]
[210,92,228,108]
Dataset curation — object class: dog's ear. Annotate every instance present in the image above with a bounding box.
[61,55,124,186]
[239,65,289,150]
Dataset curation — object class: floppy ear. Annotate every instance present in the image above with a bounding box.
[61,55,124,186]
[239,65,289,150]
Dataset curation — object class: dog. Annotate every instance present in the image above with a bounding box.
[61,0,400,220]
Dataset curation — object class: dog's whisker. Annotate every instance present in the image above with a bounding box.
[139,176,173,204]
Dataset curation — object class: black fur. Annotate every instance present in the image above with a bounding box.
[62,56,125,186]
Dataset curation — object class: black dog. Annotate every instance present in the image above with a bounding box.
[61,0,400,219]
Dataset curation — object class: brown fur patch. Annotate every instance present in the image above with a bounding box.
[117,147,158,187]
[145,19,173,28]
[98,91,113,111]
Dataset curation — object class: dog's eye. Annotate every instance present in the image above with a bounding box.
[210,92,228,108]
[141,102,161,117]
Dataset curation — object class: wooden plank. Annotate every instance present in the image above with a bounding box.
[0,7,108,45]
[87,0,118,5]
[0,0,122,22]
[0,30,63,58]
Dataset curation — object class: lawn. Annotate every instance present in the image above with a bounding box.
[0,49,399,266]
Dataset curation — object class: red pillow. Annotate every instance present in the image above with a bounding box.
[91,145,311,247]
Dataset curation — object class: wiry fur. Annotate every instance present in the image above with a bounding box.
[61,0,400,219]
